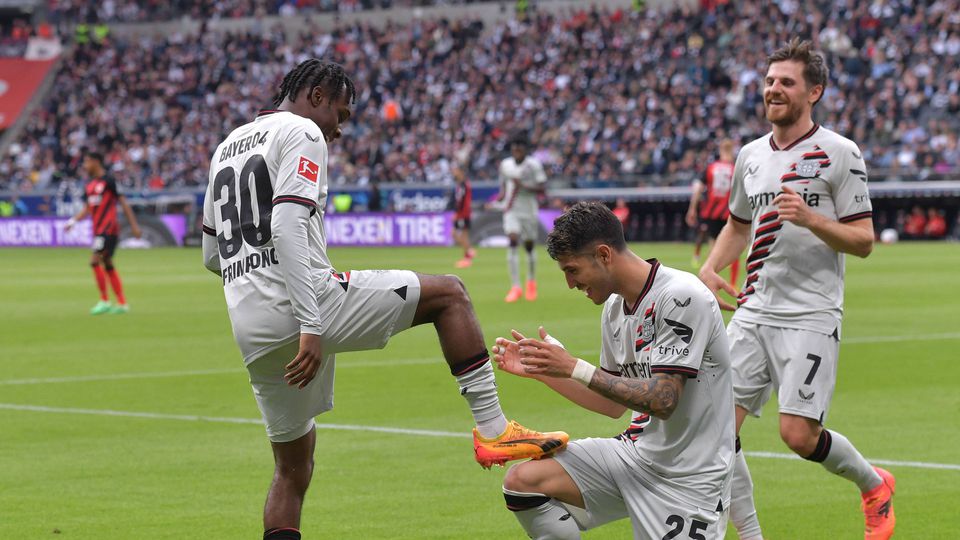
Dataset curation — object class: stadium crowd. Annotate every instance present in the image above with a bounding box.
[5,0,960,192]
[45,0,486,24]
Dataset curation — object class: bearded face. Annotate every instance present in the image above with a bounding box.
[763,60,821,127]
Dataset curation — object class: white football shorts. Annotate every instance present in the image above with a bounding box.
[726,319,839,423]
[553,437,726,540]
[503,211,539,242]
[247,269,421,442]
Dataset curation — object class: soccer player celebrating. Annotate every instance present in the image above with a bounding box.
[492,133,547,302]
[201,59,566,540]
[65,151,142,315]
[698,39,894,540]
[493,202,735,539]
[686,138,739,290]
[451,165,476,268]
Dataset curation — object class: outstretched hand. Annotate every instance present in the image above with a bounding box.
[698,266,739,311]
[492,329,533,378]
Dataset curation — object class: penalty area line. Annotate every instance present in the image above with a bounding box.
[1,403,958,471]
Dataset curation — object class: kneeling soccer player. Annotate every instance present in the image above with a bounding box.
[493,202,735,539]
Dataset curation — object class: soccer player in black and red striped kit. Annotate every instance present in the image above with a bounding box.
[686,138,740,289]
[66,152,141,315]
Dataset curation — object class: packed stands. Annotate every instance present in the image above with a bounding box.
[5,0,960,192]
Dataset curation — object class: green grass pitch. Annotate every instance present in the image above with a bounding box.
[1,242,958,538]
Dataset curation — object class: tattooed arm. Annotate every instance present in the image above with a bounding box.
[587,371,685,420]
[504,333,687,421]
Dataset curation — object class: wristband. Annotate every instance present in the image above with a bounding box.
[570,358,596,386]
[66,217,77,227]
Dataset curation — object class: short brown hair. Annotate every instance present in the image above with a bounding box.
[767,38,828,99]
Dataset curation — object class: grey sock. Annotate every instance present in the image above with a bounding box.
[455,362,507,438]
[507,247,520,287]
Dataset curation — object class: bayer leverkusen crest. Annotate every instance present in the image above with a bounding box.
[795,160,821,178]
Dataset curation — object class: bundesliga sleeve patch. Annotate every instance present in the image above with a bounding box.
[297,156,320,183]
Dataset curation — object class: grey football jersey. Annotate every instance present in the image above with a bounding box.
[729,125,872,335]
[203,111,340,364]
[497,156,546,216]
[600,261,735,510]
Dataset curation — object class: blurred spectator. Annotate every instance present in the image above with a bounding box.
[924,208,947,239]
[5,1,960,190]
[612,197,630,226]
[903,206,927,239]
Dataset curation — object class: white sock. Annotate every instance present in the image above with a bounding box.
[507,246,521,287]
[455,361,507,438]
[730,441,763,540]
[818,430,883,493]
[504,488,581,540]
[526,247,536,282]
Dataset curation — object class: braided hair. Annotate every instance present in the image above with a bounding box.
[272,59,357,108]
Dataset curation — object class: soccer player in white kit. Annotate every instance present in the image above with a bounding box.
[492,134,547,302]
[698,39,895,540]
[201,60,567,540]
[492,202,735,540]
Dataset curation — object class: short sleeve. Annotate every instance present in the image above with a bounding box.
[833,143,872,223]
[599,302,622,376]
[273,121,325,213]
[649,286,714,378]
[728,150,751,224]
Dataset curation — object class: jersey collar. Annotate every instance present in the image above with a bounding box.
[769,124,819,151]
[257,109,282,118]
[623,258,660,316]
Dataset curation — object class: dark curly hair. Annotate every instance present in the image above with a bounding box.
[546,201,626,260]
[272,59,357,107]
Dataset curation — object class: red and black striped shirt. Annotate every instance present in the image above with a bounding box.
[85,177,120,235]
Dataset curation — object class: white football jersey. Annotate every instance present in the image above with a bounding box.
[728,125,872,335]
[599,261,735,511]
[497,155,546,216]
[203,110,340,364]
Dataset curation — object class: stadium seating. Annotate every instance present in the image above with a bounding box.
[4,1,959,191]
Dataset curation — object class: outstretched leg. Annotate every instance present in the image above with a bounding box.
[412,273,567,465]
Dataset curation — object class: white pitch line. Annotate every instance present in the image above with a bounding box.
[2,332,958,387]
[1,403,957,471]
[0,358,442,386]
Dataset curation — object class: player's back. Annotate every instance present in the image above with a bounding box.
[204,111,334,364]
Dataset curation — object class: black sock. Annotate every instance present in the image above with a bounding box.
[264,527,301,540]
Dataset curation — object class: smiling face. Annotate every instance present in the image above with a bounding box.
[763,60,821,127]
[556,246,616,305]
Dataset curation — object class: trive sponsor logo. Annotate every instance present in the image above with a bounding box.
[657,344,690,357]
[223,247,280,285]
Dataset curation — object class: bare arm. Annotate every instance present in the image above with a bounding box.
[500,332,687,420]
[587,370,686,421]
[118,195,142,238]
[685,181,703,227]
[65,205,89,230]
[776,186,873,257]
[699,217,751,310]
[493,329,627,418]
[535,371,628,419]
